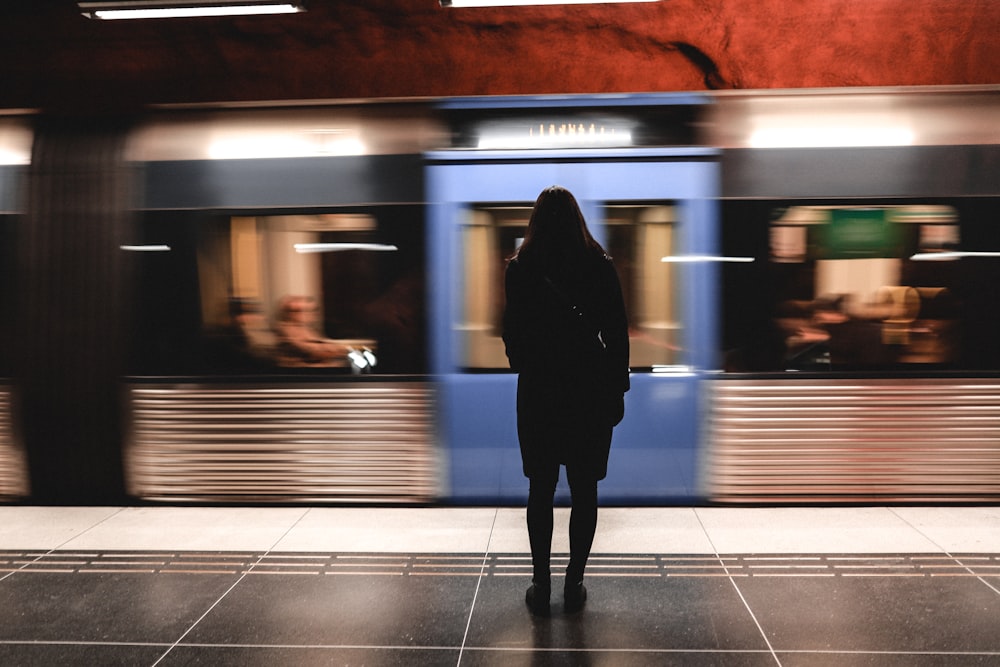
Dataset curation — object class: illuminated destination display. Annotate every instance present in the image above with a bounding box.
[475,118,635,149]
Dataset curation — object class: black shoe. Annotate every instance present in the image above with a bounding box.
[564,581,587,614]
[525,583,551,616]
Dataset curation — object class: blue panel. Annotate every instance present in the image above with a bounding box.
[601,373,701,502]
[428,152,720,503]
[442,375,521,502]
[437,93,713,110]
[441,373,702,503]
[680,197,723,372]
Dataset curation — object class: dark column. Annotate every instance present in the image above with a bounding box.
[14,117,132,503]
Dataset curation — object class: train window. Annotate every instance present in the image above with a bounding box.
[719,202,1000,372]
[458,205,530,369]
[457,202,681,371]
[127,206,426,376]
[603,204,682,369]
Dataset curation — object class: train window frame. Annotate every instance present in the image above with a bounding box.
[456,203,531,372]
[455,200,685,373]
[126,204,428,377]
[718,198,1000,374]
[602,201,684,372]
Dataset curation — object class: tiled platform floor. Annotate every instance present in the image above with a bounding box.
[0,505,999,665]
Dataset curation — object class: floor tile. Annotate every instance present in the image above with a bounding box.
[465,574,770,652]
[593,508,717,554]
[159,645,461,666]
[0,571,239,643]
[183,571,478,648]
[736,575,1000,653]
[776,652,1000,666]
[486,507,555,554]
[0,642,167,667]
[696,508,941,554]
[60,506,309,551]
[0,506,122,550]
[486,508,717,555]
[273,507,499,553]
[460,648,779,666]
[891,506,1000,552]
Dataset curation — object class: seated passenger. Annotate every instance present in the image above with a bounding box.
[274,295,348,367]
[230,298,279,367]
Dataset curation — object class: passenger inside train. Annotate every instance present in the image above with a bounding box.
[724,204,965,372]
[223,297,279,369]
[274,295,349,368]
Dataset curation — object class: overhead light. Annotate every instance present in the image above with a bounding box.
[207,129,365,159]
[79,1,304,20]
[661,255,755,263]
[294,243,398,253]
[910,251,1000,261]
[0,148,30,166]
[748,126,914,148]
[121,244,172,251]
[442,0,657,6]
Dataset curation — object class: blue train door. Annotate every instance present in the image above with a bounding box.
[427,107,719,503]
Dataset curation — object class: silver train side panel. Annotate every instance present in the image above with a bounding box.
[125,382,438,503]
[705,377,1000,502]
[0,388,29,499]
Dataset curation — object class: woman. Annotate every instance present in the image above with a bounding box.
[503,186,630,615]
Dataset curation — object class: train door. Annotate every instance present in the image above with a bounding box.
[427,149,719,503]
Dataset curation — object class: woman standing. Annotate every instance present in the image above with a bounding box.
[503,186,630,615]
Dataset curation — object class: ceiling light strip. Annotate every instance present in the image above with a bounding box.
[443,0,657,6]
[661,255,755,263]
[83,3,302,19]
[294,243,398,254]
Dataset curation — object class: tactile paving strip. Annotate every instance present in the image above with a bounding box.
[1,552,998,578]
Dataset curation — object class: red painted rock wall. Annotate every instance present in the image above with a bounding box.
[1,0,997,111]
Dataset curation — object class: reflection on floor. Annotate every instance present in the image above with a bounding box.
[0,506,998,666]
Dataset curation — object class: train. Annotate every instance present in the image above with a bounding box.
[1,86,999,505]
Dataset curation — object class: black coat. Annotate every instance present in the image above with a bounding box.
[503,252,630,480]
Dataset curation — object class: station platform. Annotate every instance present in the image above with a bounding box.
[1,504,999,666]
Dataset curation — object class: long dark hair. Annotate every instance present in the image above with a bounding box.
[512,186,606,270]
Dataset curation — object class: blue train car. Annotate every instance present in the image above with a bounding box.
[426,94,719,503]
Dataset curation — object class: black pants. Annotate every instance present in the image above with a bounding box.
[526,462,599,588]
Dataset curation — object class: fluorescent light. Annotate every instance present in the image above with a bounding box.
[121,244,172,251]
[208,132,365,159]
[910,251,1000,261]
[478,129,632,150]
[294,243,398,253]
[651,365,694,375]
[0,148,30,166]
[749,126,914,148]
[444,0,657,5]
[81,2,302,20]
[661,255,755,263]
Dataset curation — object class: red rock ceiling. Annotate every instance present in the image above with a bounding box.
[1,0,997,112]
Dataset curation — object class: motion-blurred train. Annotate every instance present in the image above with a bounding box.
[1,86,998,505]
